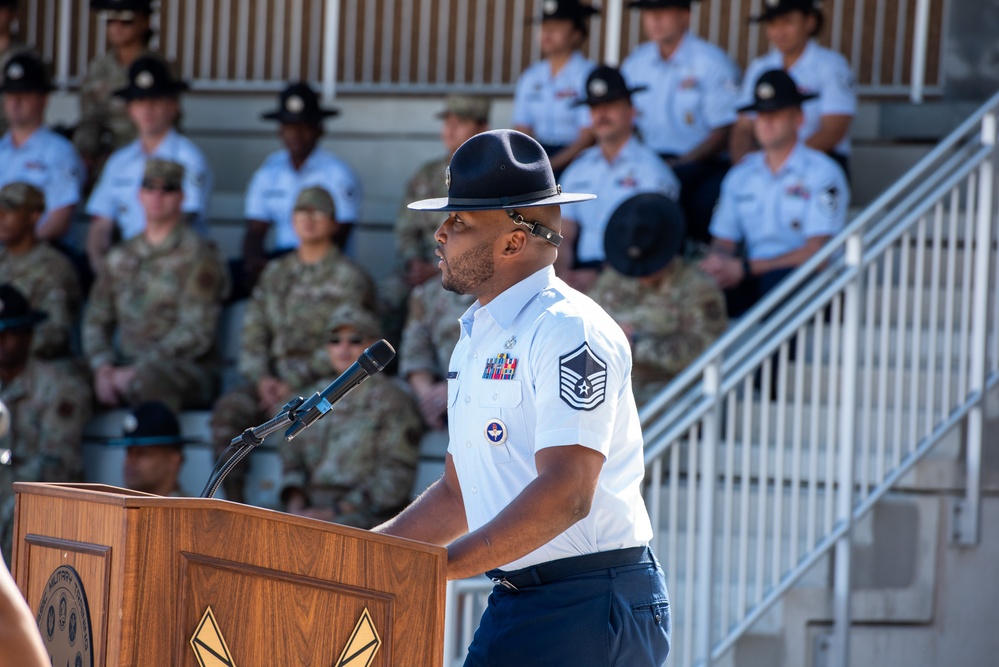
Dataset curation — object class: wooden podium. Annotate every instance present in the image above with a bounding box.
[11,482,447,666]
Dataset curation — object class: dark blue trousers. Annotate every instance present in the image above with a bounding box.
[464,548,671,667]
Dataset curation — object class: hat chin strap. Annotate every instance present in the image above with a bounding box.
[507,210,563,248]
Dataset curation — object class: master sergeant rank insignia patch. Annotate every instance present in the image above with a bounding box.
[559,343,607,411]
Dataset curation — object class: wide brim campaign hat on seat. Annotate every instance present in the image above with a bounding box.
[262,82,339,124]
[628,0,696,10]
[737,69,817,113]
[574,64,647,107]
[0,53,55,94]
[407,129,595,212]
[113,55,189,100]
[106,401,190,448]
[0,284,48,332]
[604,193,686,277]
[750,0,822,23]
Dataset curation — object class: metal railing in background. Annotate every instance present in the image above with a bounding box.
[27,0,944,100]
[443,92,999,666]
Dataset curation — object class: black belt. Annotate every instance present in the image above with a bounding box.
[487,546,652,591]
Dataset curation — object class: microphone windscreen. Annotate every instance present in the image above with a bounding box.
[361,339,396,373]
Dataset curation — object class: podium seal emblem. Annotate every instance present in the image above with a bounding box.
[36,565,94,667]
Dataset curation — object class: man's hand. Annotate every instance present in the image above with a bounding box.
[700,253,746,290]
[406,259,440,288]
[416,382,449,430]
[257,376,291,412]
[94,364,120,407]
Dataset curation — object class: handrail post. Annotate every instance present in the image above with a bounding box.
[603,0,624,66]
[55,0,72,89]
[322,0,341,102]
[954,111,997,545]
[831,233,863,667]
[909,0,931,103]
[442,580,456,667]
[694,357,722,666]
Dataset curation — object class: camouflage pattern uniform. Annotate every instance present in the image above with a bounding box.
[72,51,147,162]
[281,374,423,529]
[82,224,230,411]
[210,248,376,501]
[0,243,82,360]
[395,155,449,268]
[589,258,728,404]
[1,358,92,563]
[398,279,474,380]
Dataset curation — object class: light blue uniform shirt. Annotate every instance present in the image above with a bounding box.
[244,146,361,251]
[447,265,653,570]
[620,34,740,156]
[0,128,84,233]
[85,129,213,239]
[560,136,681,263]
[511,50,595,147]
[709,143,849,260]
[739,41,856,156]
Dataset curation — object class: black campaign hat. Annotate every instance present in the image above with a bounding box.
[261,82,339,124]
[737,69,816,113]
[750,0,821,22]
[107,401,189,448]
[0,53,55,94]
[628,0,696,9]
[604,193,686,277]
[114,55,188,100]
[407,129,595,212]
[574,64,646,107]
[90,0,153,13]
[535,0,600,22]
[0,284,48,331]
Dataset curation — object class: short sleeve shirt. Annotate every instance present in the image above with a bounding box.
[0,128,84,234]
[244,147,362,251]
[511,51,595,147]
[739,41,856,156]
[560,137,681,263]
[709,143,850,259]
[446,266,653,571]
[620,34,741,156]
[85,129,213,238]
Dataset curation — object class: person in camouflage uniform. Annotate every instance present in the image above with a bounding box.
[211,186,375,502]
[0,285,91,564]
[399,280,474,430]
[0,0,27,137]
[0,183,81,361]
[83,159,230,412]
[73,0,154,175]
[281,305,423,529]
[379,96,490,344]
[589,193,728,404]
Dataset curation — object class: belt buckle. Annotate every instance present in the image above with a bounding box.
[491,577,518,591]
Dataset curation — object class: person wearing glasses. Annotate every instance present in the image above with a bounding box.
[73,0,155,177]
[85,54,212,273]
[281,304,423,528]
[211,186,375,503]
[83,159,229,412]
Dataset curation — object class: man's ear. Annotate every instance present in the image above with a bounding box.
[502,229,528,256]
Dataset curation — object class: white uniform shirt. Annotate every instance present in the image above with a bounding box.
[709,143,849,260]
[620,34,740,156]
[560,136,680,263]
[0,128,84,233]
[447,266,653,571]
[85,129,213,239]
[244,146,361,251]
[511,51,595,147]
[739,41,856,156]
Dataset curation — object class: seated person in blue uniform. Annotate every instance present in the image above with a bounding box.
[620,0,741,242]
[375,128,671,667]
[511,0,598,176]
[558,65,680,293]
[730,0,855,177]
[240,82,362,294]
[109,401,191,497]
[85,54,212,273]
[0,53,84,242]
[700,70,849,317]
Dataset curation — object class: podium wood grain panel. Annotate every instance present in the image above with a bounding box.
[12,483,446,667]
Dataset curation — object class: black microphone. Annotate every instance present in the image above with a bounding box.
[284,339,396,440]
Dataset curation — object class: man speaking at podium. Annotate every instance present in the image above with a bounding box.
[374,129,670,666]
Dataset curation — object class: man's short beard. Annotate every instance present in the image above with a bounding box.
[441,236,496,296]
